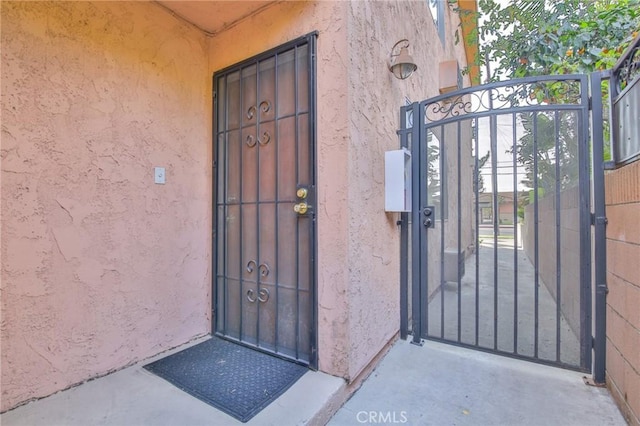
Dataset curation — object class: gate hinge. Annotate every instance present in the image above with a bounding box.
[596,282,609,296]
[213,91,217,100]
[596,283,609,295]
[591,214,608,226]
[588,96,592,110]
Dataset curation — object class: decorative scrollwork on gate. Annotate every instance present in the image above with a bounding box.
[423,78,584,123]
[613,37,640,93]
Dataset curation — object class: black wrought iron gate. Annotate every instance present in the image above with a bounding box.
[400,74,607,373]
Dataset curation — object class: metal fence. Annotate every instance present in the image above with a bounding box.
[400,75,607,375]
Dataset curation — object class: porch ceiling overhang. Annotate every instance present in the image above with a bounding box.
[157,1,280,35]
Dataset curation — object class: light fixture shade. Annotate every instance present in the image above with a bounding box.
[389,45,418,80]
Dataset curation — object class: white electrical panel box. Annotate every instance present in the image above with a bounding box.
[385,148,411,212]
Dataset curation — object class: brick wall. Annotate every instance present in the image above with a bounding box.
[605,160,640,426]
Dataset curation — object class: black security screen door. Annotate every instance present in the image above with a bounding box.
[213,34,317,366]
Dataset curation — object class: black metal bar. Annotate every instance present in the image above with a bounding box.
[239,69,246,342]
[420,108,429,340]
[400,212,409,339]
[422,104,592,129]
[512,113,519,354]
[490,115,499,350]
[420,74,587,111]
[424,335,589,373]
[609,51,621,166]
[457,120,462,343]
[294,45,300,360]
[247,111,301,122]
[578,75,593,371]
[213,77,221,334]
[218,75,228,335]
[219,200,300,207]
[474,117,480,346]
[214,31,319,77]
[533,112,540,358]
[400,106,409,340]
[308,34,318,369]
[255,61,262,347]
[274,51,280,354]
[222,132,228,335]
[554,110,562,363]
[220,335,309,367]
[410,101,422,345]
[591,71,608,384]
[440,127,446,339]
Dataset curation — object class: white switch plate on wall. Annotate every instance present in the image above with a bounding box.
[154,167,165,184]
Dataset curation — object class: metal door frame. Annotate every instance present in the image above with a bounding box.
[212,32,318,369]
[400,74,607,379]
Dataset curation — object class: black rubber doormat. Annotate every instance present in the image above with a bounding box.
[143,337,307,423]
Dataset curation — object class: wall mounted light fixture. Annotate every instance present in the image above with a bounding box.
[389,39,417,80]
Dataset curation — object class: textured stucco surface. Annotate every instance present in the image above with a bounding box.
[344,0,470,380]
[1,0,473,411]
[1,1,211,411]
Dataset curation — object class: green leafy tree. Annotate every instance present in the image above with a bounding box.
[463,0,640,188]
[478,0,640,80]
[512,112,580,193]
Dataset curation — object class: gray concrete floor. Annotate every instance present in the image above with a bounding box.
[330,339,625,426]
[0,337,345,426]
[427,240,580,366]
[1,337,625,426]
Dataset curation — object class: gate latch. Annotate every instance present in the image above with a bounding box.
[423,206,435,228]
[591,213,608,226]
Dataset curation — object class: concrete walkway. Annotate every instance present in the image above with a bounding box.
[426,242,580,366]
[0,337,346,426]
[2,337,625,426]
[330,340,625,426]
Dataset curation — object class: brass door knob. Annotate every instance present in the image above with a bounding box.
[296,188,308,199]
[293,202,309,215]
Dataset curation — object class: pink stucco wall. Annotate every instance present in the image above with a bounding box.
[1,0,472,411]
[1,1,211,411]
[344,0,470,380]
